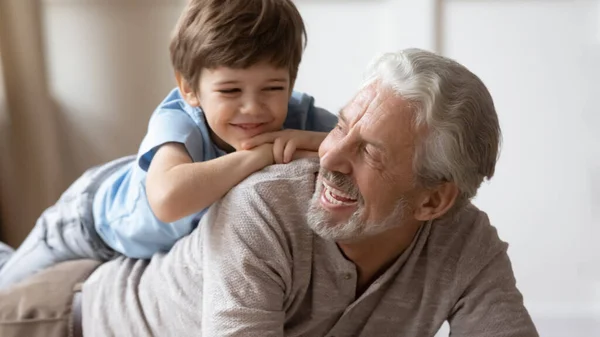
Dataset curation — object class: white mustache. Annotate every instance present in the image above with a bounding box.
[321,170,360,200]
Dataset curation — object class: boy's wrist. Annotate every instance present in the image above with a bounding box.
[243,147,272,171]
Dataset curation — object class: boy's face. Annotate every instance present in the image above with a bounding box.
[179,62,291,151]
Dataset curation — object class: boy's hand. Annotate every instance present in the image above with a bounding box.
[292,150,319,161]
[248,143,275,168]
[241,130,327,164]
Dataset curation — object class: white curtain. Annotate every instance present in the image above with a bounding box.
[0,0,67,247]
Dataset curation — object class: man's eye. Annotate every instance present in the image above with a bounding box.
[219,88,241,94]
[362,145,378,159]
[362,145,370,155]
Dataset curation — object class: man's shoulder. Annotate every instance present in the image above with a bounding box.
[431,204,507,255]
[425,204,508,280]
[226,158,320,229]
[235,157,321,193]
[214,157,320,241]
[198,159,318,280]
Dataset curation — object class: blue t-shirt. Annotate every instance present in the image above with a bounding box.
[92,88,337,258]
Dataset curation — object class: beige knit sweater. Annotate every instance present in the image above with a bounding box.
[82,158,538,337]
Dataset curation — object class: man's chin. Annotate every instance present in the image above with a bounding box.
[309,222,364,242]
[306,210,358,241]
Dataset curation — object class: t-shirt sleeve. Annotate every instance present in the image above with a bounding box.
[306,104,338,132]
[448,245,539,337]
[137,108,205,171]
[199,184,289,337]
[285,91,338,132]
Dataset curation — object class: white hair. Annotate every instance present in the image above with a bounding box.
[362,48,501,210]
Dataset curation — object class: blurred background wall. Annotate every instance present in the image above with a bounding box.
[0,0,598,335]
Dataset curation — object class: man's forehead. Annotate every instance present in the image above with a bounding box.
[342,82,406,123]
[340,82,417,156]
[353,83,378,106]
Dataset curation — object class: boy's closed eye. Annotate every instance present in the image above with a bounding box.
[218,88,241,94]
[263,86,285,91]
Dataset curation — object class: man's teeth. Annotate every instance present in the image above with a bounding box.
[323,182,357,205]
[325,184,353,199]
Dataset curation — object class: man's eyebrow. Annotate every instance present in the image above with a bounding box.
[337,109,385,152]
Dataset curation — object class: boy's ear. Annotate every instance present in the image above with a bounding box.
[175,72,200,107]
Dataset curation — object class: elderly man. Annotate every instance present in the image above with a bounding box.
[0,48,538,337]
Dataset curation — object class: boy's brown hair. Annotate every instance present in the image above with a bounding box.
[170,0,307,92]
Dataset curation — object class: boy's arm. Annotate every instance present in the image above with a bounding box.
[146,142,273,223]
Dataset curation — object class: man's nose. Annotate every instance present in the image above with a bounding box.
[319,135,353,176]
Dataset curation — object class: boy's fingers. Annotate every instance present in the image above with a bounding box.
[283,141,297,164]
[242,131,282,149]
[241,137,263,150]
[292,150,318,160]
[273,138,285,164]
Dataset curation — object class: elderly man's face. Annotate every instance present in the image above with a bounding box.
[307,82,420,242]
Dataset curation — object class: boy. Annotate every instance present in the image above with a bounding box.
[0,0,336,288]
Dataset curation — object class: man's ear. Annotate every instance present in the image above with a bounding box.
[413,182,459,221]
[175,72,200,107]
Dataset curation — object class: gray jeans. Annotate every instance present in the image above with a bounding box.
[0,156,135,289]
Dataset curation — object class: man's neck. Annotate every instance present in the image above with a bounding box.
[337,219,423,297]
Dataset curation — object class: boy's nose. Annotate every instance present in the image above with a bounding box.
[239,95,263,116]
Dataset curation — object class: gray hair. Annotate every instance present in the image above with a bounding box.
[363,48,501,211]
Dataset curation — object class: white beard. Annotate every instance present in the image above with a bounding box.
[306,180,409,243]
